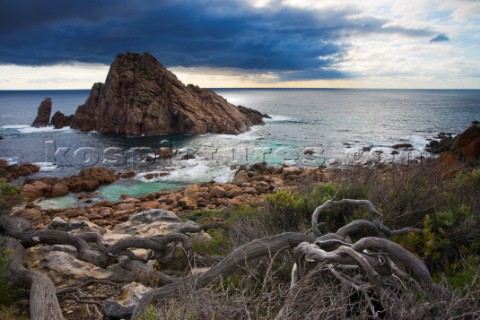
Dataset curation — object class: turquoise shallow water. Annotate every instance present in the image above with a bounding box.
[99,180,184,201]
[1,89,479,204]
[36,179,185,209]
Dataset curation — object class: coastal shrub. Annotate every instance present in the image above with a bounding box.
[191,228,232,256]
[0,306,28,320]
[237,182,374,236]
[0,182,27,318]
[138,306,162,320]
[225,206,278,246]
[442,168,480,219]
[264,190,305,232]
[396,214,451,265]
[300,182,371,232]
[180,209,223,224]
[0,178,22,214]
[381,170,439,228]
[145,164,480,319]
[422,168,480,260]
[438,255,480,294]
[330,165,440,229]
[0,237,23,307]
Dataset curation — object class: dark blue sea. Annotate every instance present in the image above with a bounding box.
[1,89,479,205]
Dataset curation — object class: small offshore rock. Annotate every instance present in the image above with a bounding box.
[32,97,52,127]
[303,148,314,155]
[392,143,414,149]
[50,111,73,129]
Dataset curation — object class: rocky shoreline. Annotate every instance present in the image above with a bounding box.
[12,163,333,230]
[1,122,479,320]
[5,120,479,232]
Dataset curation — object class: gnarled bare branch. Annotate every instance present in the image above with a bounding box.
[2,236,64,320]
[131,232,314,319]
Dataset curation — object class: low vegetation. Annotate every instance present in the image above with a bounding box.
[1,162,480,319]
[0,179,28,320]
[141,163,480,319]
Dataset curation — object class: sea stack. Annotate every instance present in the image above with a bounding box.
[50,111,73,129]
[32,97,52,127]
[70,52,264,135]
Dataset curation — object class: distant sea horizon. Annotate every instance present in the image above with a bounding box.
[1,88,479,91]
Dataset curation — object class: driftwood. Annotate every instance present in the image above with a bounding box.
[0,199,440,320]
[2,237,64,320]
[131,232,313,319]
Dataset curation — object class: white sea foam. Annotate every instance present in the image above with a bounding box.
[405,135,429,150]
[341,137,433,166]
[33,162,58,172]
[215,125,262,141]
[136,155,236,184]
[1,124,30,129]
[4,158,18,165]
[265,115,296,122]
[1,124,72,134]
[18,126,72,134]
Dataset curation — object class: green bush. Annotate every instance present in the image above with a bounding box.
[0,178,22,214]
[225,206,277,245]
[228,182,374,236]
[264,190,305,232]
[0,237,23,307]
[191,228,232,256]
[300,182,370,232]
[433,255,480,295]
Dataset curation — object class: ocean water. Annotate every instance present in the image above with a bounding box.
[1,89,479,202]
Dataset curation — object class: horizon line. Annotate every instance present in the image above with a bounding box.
[1,87,479,92]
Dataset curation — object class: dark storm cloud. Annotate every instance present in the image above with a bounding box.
[430,34,450,43]
[0,0,436,80]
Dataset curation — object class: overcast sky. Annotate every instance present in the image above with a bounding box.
[0,0,479,89]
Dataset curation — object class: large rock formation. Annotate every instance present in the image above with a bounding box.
[453,121,480,160]
[71,52,264,135]
[50,111,73,129]
[32,97,52,127]
[426,121,480,161]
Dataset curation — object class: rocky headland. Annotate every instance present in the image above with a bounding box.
[28,52,265,134]
[426,121,480,160]
[426,120,480,177]
[70,52,265,135]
